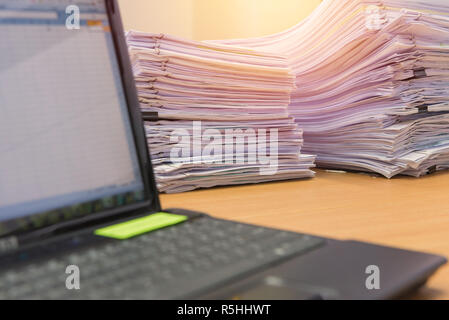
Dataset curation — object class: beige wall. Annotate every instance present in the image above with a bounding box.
[194,0,321,40]
[117,0,194,39]
[118,0,320,40]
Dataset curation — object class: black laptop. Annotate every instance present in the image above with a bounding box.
[0,0,446,300]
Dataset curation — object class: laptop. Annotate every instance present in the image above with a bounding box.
[0,0,446,300]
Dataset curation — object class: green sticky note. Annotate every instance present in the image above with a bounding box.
[95,212,187,240]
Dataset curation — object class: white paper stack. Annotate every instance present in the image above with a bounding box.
[126,31,316,193]
[213,0,449,178]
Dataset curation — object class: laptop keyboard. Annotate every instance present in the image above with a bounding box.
[0,217,324,299]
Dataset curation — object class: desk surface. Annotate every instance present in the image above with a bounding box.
[160,169,449,299]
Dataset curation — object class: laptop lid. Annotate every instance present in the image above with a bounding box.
[0,0,160,245]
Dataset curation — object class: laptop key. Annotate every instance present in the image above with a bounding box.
[0,217,324,299]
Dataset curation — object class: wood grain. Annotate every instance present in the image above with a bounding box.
[160,169,449,299]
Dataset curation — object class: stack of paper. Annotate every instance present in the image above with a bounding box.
[126,31,316,193]
[213,0,449,178]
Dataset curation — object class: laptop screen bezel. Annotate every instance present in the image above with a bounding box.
[0,0,161,242]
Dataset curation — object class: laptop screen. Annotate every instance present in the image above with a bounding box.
[0,0,149,238]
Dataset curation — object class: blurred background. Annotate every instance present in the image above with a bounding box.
[117,0,321,40]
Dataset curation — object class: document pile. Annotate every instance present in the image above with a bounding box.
[126,31,316,192]
[215,0,449,178]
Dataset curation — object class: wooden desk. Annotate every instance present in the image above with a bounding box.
[160,169,449,299]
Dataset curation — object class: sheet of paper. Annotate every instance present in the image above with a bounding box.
[126,31,315,193]
[212,0,449,178]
